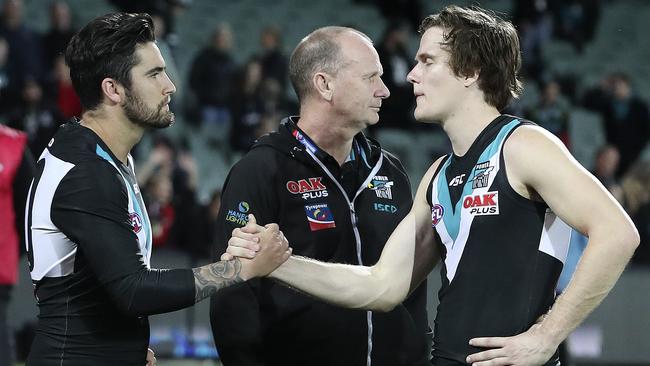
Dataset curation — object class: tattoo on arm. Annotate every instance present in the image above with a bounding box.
[192,259,244,303]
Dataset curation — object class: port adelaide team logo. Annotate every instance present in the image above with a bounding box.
[368,175,393,199]
[286,177,328,200]
[226,201,251,226]
[471,161,494,189]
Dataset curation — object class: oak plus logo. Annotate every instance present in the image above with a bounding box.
[462,191,499,216]
[286,177,329,200]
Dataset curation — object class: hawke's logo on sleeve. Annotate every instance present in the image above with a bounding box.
[304,203,336,231]
[286,177,329,200]
[130,212,143,233]
[225,201,251,226]
[368,175,393,199]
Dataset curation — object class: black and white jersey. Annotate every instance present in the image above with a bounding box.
[25,121,155,365]
[427,115,570,365]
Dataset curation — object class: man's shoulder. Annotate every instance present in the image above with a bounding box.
[233,144,285,171]
[232,131,300,172]
[46,123,106,164]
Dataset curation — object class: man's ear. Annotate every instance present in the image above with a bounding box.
[100,78,124,104]
[313,72,334,102]
[463,69,480,88]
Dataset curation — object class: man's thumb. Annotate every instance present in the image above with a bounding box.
[247,214,257,226]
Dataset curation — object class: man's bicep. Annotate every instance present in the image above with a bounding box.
[409,160,442,292]
[375,159,442,292]
[508,127,630,234]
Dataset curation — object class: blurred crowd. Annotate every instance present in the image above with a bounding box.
[0,0,648,265]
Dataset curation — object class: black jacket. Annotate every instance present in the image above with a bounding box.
[210,117,430,366]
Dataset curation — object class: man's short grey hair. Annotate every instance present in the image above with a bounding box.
[289,26,372,102]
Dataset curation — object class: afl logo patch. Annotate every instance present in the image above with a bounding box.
[431,204,444,228]
[130,212,143,233]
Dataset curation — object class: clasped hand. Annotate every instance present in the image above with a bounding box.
[222,214,291,276]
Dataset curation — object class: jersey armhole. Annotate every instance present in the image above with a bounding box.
[426,154,450,207]
[498,122,548,211]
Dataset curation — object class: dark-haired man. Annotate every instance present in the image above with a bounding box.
[226,5,639,366]
[25,12,289,366]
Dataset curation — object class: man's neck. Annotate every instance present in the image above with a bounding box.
[441,103,501,157]
[297,110,357,166]
[80,109,144,165]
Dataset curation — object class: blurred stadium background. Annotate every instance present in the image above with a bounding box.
[2,0,649,365]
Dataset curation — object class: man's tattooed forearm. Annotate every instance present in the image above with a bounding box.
[192,259,244,303]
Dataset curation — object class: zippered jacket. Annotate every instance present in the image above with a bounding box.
[210,117,430,366]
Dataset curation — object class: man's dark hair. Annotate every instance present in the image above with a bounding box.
[419,5,523,110]
[65,12,155,111]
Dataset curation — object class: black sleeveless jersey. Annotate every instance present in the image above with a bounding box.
[26,122,153,365]
[426,115,570,365]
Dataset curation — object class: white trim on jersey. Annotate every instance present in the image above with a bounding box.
[538,211,571,264]
[432,139,504,284]
[29,151,77,281]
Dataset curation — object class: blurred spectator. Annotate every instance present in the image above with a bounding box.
[0,125,35,366]
[0,0,44,105]
[592,145,622,200]
[151,13,182,112]
[42,1,74,71]
[367,0,423,33]
[549,0,600,53]
[258,25,288,93]
[256,111,282,138]
[512,0,553,83]
[194,189,222,259]
[0,36,9,112]
[145,172,176,248]
[137,135,201,253]
[7,78,62,156]
[619,162,650,266]
[45,55,81,119]
[188,23,237,129]
[108,0,190,46]
[374,21,414,130]
[583,73,650,177]
[229,58,294,153]
[526,80,571,147]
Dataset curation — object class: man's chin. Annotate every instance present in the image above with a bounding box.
[134,113,175,130]
[413,110,438,124]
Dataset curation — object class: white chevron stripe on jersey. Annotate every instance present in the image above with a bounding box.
[538,210,571,263]
[29,150,77,281]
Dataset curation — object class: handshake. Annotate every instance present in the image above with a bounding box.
[223,214,292,280]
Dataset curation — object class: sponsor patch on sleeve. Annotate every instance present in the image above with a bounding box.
[304,203,336,231]
[225,201,251,226]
